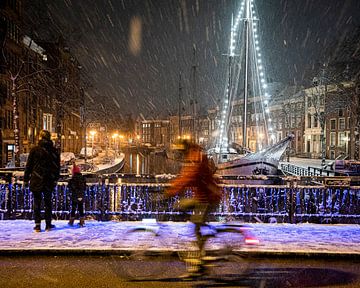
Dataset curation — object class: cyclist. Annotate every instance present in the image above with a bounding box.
[166,139,222,277]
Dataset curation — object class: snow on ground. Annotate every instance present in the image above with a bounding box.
[0,220,359,256]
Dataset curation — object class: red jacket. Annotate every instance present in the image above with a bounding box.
[167,148,221,204]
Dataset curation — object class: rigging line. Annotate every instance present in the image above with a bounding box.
[250,1,270,148]
[226,10,246,148]
[242,0,251,149]
[250,28,266,147]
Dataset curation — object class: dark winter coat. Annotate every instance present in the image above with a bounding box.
[68,173,87,200]
[24,139,60,193]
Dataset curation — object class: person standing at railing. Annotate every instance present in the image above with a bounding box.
[166,140,222,277]
[68,164,87,227]
[24,130,60,232]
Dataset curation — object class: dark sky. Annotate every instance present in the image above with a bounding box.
[26,0,360,119]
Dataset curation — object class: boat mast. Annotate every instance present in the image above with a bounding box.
[218,15,234,162]
[242,0,250,149]
[191,46,197,143]
[178,72,182,139]
[226,56,233,147]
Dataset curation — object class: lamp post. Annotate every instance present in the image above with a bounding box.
[344,135,350,157]
[313,67,327,167]
[119,135,124,152]
[89,130,96,161]
[112,133,118,156]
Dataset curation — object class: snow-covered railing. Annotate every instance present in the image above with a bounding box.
[0,179,359,223]
[280,163,335,177]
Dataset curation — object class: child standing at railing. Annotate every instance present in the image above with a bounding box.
[68,164,87,227]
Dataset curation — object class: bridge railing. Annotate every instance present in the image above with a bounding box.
[280,163,335,177]
[1,176,359,223]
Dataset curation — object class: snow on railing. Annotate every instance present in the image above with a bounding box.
[0,180,359,223]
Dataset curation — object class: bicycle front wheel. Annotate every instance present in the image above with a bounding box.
[204,228,252,279]
[207,252,251,280]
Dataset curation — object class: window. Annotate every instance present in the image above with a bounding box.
[313,116,318,128]
[330,119,336,130]
[307,113,311,128]
[43,113,53,132]
[291,115,295,128]
[5,110,13,129]
[330,132,336,147]
[296,115,302,126]
[338,118,345,130]
[338,132,346,147]
[307,96,312,107]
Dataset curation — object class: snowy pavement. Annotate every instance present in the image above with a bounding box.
[0,220,359,258]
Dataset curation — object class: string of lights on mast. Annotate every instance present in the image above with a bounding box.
[218,0,274,151]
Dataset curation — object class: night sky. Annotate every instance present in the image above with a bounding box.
[25,0,360,119]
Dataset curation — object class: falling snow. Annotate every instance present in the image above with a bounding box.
[23,0,360,120]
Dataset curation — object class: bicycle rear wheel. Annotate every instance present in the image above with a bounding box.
[111,230,175,281]
[113,250,177,281]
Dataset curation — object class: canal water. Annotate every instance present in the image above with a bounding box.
[120,147,181,175]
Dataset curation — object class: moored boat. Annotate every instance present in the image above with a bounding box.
[210,0,292,179]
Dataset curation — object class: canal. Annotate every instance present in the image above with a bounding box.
[120,147,180,175]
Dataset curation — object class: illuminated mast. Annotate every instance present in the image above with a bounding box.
[218,0,274,153]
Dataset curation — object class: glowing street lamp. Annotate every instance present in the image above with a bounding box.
[89,130,96,159]
[112,133,119,155]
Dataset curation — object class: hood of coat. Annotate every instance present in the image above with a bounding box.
[38,139,55,150]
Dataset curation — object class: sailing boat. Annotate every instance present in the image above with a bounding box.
[209,0,293,177]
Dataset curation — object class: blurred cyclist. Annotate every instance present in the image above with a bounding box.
[166,140,222,277]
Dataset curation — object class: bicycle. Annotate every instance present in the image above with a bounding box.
[111,218,259,281]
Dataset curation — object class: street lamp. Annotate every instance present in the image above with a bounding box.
[112,133,118,156]
[89,130,96,160]
[343,135,350,157]
[119,135,124,152]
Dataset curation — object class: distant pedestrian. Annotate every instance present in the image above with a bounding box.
[24,130,60,232]
[68,164,87,227]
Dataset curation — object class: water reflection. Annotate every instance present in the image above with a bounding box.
[120,147,180,175]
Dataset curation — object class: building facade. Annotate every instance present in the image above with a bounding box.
[0,0,83,167]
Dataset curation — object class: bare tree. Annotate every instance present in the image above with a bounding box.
[6,38,50,166]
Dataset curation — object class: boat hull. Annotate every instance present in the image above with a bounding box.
[212,135,294,179]
[216,157,278,176]
[95,158,125,174]
[75,153,125,175]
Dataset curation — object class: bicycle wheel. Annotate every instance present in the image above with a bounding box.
[204,227,252,278]
[207,252,251,280]
[112,250,175,281]
[177,243,202,275]
[111,230,174,281]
